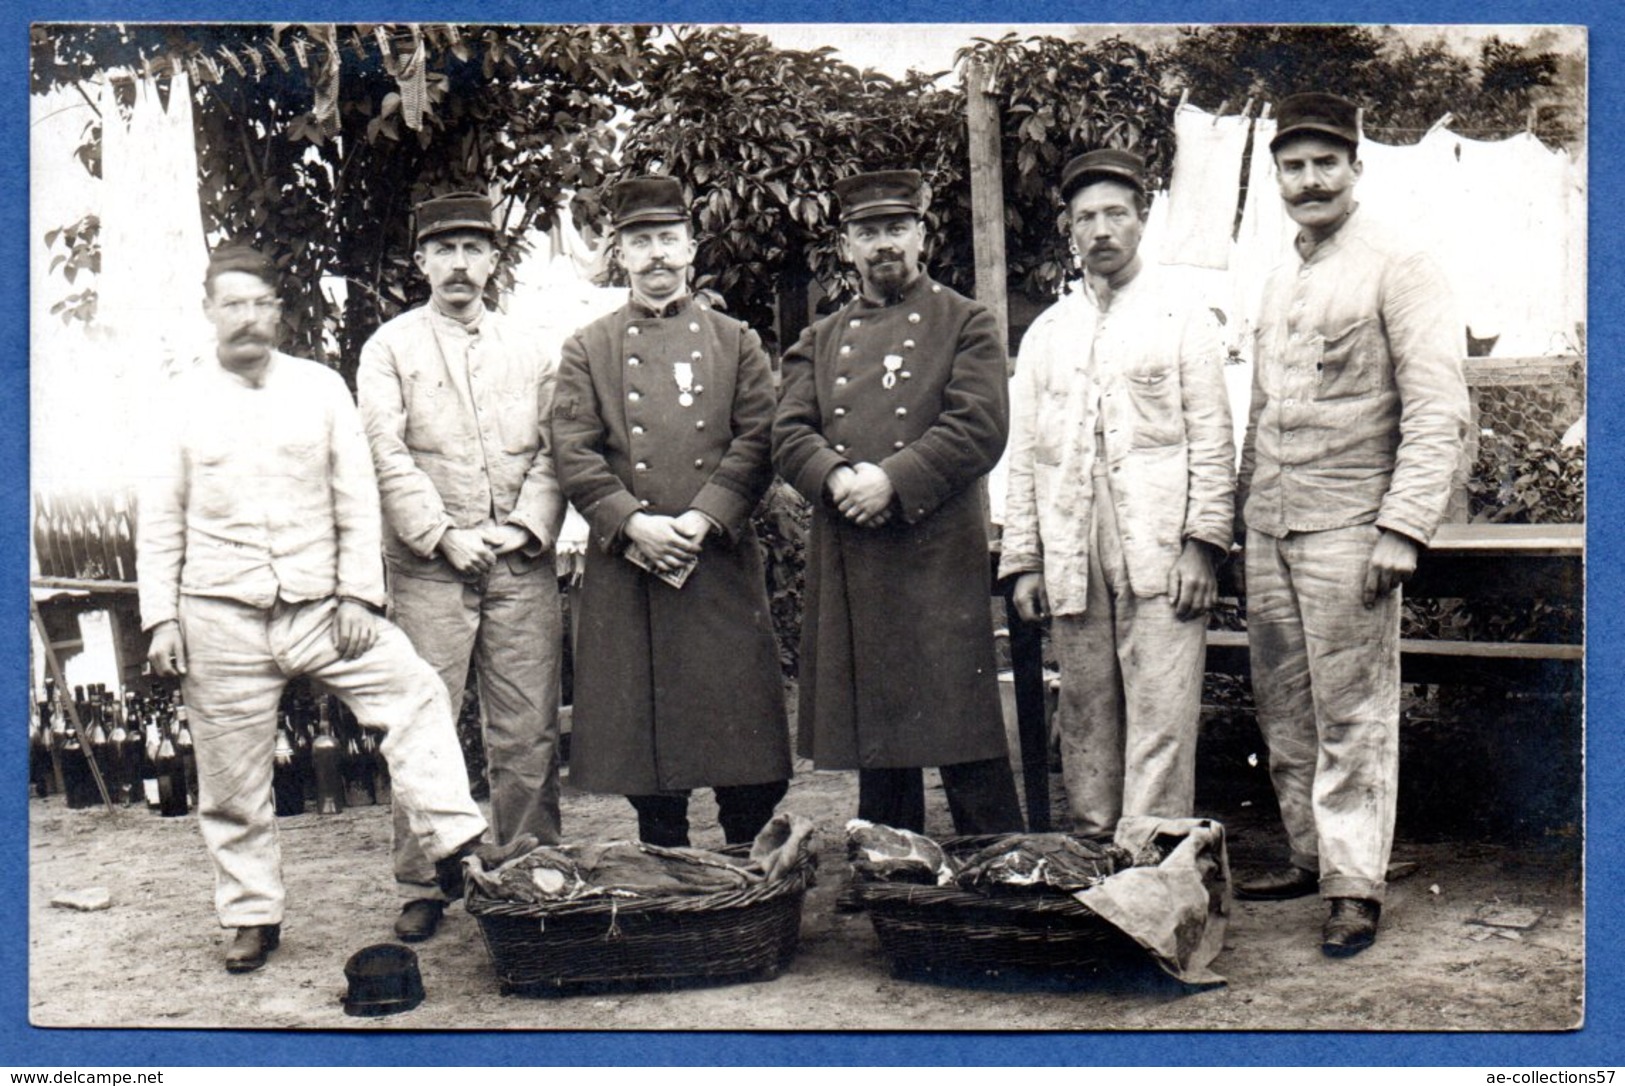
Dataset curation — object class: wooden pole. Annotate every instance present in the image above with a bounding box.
[29,596,116,813]
[964,58,1009,356]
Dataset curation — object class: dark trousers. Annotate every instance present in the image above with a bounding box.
[857,757,1025,836]
[627,780,790,848]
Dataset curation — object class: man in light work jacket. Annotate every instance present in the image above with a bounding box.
[1001,149,1234,837]
[774,169,1023,836]
[140,244,517,974]
[552,175,791,847]
[358,192,566,943]
[1235,93,1469,957]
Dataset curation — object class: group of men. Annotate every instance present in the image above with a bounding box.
[135,89,1467,975]
[1003,92,1467,957]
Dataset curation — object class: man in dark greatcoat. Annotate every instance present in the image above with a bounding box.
[773,169,1024,835]
[553,176,792,847]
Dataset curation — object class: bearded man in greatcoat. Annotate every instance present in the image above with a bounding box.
[773,170,1024,835]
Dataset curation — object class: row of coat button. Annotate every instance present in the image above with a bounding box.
[630,421,706,433]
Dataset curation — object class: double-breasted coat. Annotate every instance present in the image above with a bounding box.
[773,273,1010,770]
[553,295,792,795]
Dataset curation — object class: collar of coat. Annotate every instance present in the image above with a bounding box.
[628,292,699,320]
[854,268,934,310]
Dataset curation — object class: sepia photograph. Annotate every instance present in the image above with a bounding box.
[24,19,1587,1043]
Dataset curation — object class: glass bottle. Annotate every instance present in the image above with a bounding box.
[272,713,304,816]
[311,696,345,815]
[142,697,163,811]
[33,492,60,578]
[110,491,138,584]
[172,693,198,808]
[156,713,188,817]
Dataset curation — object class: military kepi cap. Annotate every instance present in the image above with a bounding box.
[1060,148,1148,202]
[608,176,689,228]
[835,170,926,223]
[1270,92,1361,153]
[415,191,497,244]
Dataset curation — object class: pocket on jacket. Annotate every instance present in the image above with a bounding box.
[1031,382,1068,466]
[1125,368,1182,448]
[278,437,323,466]
[500,401,541,456]
[1315,318,1384,401]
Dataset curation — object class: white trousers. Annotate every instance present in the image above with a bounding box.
[1050,462,1205,836]
[179,595,487,927]
[1246,524,1401,903]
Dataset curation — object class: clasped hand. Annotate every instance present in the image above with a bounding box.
[828,463,894,527]
[626,510,711,572]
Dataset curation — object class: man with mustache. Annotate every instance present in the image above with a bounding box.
[139,243,512,973]
[1234,93,1468,956]
[357,193,566,943]
[774,170,1023,835]
[553,175,791,847]
[1000,149,1234,837]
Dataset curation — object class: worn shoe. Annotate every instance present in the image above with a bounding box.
[1235,865,1319,901]
[1322,898,1381,957]
[434,834,540,899]
[224,924,281,974]
[393,899,446,943]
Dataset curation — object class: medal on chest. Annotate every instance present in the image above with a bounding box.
[882,355,904,390]
[673,352,703,408]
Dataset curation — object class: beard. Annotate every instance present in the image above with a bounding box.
[864,255,913,303]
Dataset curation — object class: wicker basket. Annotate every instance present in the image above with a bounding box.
[853,834,1149,981]
[466,843,816,996]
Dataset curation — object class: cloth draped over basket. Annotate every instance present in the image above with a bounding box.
[1074,816,1232,987]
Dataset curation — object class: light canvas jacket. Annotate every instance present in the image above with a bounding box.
[1238,207,1469,544]
[358,304,565,582]
[1000,267,1235,617]
[137,352,386,629]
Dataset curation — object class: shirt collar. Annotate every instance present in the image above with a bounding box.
[212,350,280,390]
[429,299,486,333]
[628,292,694,319]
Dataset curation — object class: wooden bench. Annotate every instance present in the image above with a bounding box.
[1207,522,1583,688]
[999,521,1583,831]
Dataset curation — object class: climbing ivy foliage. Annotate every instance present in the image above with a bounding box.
[32,23,650,383]
[35,23,1583,362]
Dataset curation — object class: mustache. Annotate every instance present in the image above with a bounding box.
[228,329,271,344]
[1291,190,1337,205]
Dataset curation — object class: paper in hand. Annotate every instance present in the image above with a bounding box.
[624,544,698,589]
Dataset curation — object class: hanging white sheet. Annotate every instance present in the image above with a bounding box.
[1160,104,1250,270]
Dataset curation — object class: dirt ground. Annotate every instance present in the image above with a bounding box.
[28,707,1583,1033]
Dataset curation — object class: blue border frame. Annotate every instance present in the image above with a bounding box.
[7,1,1619,1067]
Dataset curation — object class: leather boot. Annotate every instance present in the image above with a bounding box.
[1322,898,1381,957]
[434,834,540,899]
[393,899,446,943]
[225,923,281,974]
[1235,865,1319,900]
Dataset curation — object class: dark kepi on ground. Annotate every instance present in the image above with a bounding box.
[341,943,426,1017]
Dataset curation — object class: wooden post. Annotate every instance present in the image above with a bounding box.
[30,595,116,813]
[964,59,1009,355]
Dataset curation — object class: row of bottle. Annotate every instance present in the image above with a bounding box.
[32,488,139,582]
[271,690,393,816]
[30,679,392,816]
[30,679,193,815]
